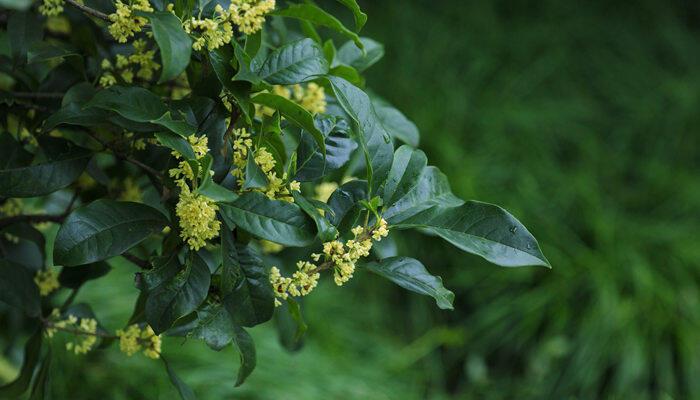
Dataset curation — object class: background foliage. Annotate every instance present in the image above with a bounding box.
[2,0,700,398]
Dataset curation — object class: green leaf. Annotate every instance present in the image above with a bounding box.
[335,0,367,31]
[143,11,193,83]
[29,349,51,400]
[0,143,91,198]
[151,112,197,137]
[372,96,420,147]
[327,179,368,230]
[292,191,338,242]
[8,11,41,64]
[221,232,275,327]
[232,325,256,386]
[196,154,239,203]
[256,38,329,84]
[233,42,262,85]
[58,261,111,289]
[242,150,269,190]
[0,0,32,10]
[382,145,427,207]
[162,357,197,400]
[219,192,316,247]
[285,297,307,342]
[86,86,167,122]
[0,329,42,397]
[42,103,109,133]
[393,202,551,268]
[364,257,454,310]
[54,200,168,266]
[0,260,41,317]
[145,254,211,333]
[155,131,195,159]
[326,76,394,194]
[336,37,384,72]
[191,303,235,351]
[251,93,325,154]
[273,4,363,49]
[295,118,357,181]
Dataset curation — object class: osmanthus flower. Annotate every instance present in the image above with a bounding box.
[99,40,161,87]
[38,0,65,17]
[45,310,99,355]
[257,84,327,117]
[108,0,153,43]
[183,5,234,51]
[34,268,60,296]
[228,0,276,35]
[117,324,162,359]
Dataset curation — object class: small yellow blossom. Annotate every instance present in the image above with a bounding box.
[117,324,162,359]
[119,177,142,202]
[34,268,60,296]
[176,186,221,251]
[108,0,153,43]
[289,180,301,192]
[298,83,326,114]
[39,0,65,16]
[0,198,23,217]
[228,0,275,35]
[47,310,99,355]
[269,262,319,306]
[184,5,234,51]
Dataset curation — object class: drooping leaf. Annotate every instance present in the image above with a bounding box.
[295,118,357,181]
[251,93,325,154]
[191,303,235,351]
[0,260,41,317]
[232,325,256,386]
[241,150,269,190]
[54,200,168,266]
[155,131,196,159]
[334,0,367,31]
[0,329,42,397]
[0,144,91,198]
[372,96,420,147]
[336,37,384,72]
[381,145,427,207]
[162,357,197,400]
[364,256,454,310]
[145,254,211,333]
[42,103,109,133]
[326,76,394,194]
[393,202,551,268]
[292,191,338,242]
[151,112,197,137]
[219,192,316,247]
[86,86,167,122]
[327,179,368,230]
[273,3,363,49]
[58,261,111,289]
[28,349,51,400]
[221,232,275,327]
[143,11,193,83]
[256,38,329,84]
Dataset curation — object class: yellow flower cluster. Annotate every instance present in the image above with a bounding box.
[39,0,65,17]
[45,309,99,355]
[0,198,23,217]
[169,135,221,251]
[99,39,160,87]
[108,0,153,43]
[229,0,276,35]
[270,219,390,303]
[258,83,327,117]
[184,5,234,51]
[269,261,320,307]
[116,324,162,359]
[34,268,60,296]
[119,177,142,202]
[230,128,300,201]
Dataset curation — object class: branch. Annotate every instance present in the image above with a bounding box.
[7,91,64,100]
[86,131,164,180]
[0,193,78,230]
[122,253,151,270]
[65,0,111,22]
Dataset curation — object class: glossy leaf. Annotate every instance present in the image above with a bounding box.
[163,357,197,400]
[256,38,329,84]
[54,200,168,266]
[58,261,111,289]
[382,145,427,207]
[42,103,109,133]
[145,11,193,83]
[327,179,368,229]
[295,119,357,181]
[28,349,51,400]
[372,96,420,147]
[219,192,316,247]
[86,86,167,122]
[251,93,325,154]
[292,191,338,242]
[0,329,42,397]
[0,260,41,316]
[145,254,211,333]
[336,38,384,72]
[155,131,195,159]
[232,325,256,386]
[0,145,91,198]
[335,0,367,31]
[393,202,551,268]
[273,3,363,49]
[191,303,235,351]
[221,232,275,327]
[242,151,269,190]
[364,257,454,310]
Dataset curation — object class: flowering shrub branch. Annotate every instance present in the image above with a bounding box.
[0,0,549,397]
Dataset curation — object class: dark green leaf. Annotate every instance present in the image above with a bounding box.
[336,37,384,72]
[242,150,269,190]
[256,38,329,84]
[335,0,367,31]
[393,202,551,268]
[54,200,168,266]
[152,112,197,137]
[42,103,109,133]
[0,0,32,10]
[58,261,111,289]
[221,232,274,327]
[0,145,91,198]
[326,76,394,194]
[29,349,51,400]
[292,191,338,242]
[232,325,256,386]
[0,260,41,316]
[155,131,196,159]
[327,179,367,229]
[364,256,454,310]
[219,192,316,247]
[163,357,197,400]
[146,254,211,333]
[0,133,32,169]
[191,303,235,351]
[382,145,427,207]
[0,329,42,397]
[295,118,357,181]
[251,93,325,154]
[86,86,167,122]
[144,11,193,83]
[8,11,41,63]
[196,154,239,203]
[273,4,363,49]
[372,96,420,147]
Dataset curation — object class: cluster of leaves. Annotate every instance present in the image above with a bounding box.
[0,0,548,397]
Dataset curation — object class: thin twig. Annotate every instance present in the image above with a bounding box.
[87,131,163,180]
[122,253,151,270]
[7,91,64,99]
[0,193,78,230]
[65,0,111,21]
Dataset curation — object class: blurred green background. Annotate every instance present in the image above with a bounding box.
[5,0,700,398]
